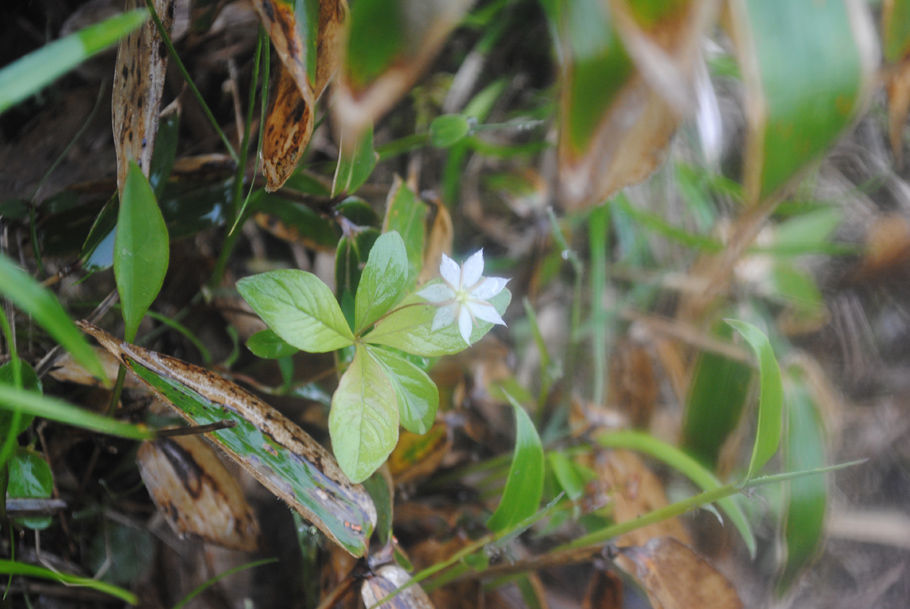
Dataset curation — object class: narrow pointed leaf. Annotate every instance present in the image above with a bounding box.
[0,362,40,436]
[0,254,105,381]
[115,162,170,341]
[597,430,756,557]
[0,560,137,605]
[237,269,354,353]
[487,395,544,533]
[727,320,783,479]
[370,346,438,434]
[332,124,378,196]
[0,9,147,114]
[80,322,375,556]
[777,366,827,591]
[329,344,399,483]
[354,231,409,332]
[728,0,877,203]
[365,288,511,357]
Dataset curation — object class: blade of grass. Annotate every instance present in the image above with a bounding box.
[171,558,277,609]
[0,559,137,604]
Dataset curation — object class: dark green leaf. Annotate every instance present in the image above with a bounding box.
[354,231,409,332]
[0,9,148,113]
[487,394,544,532]
[365,287,511,357]
[778,366,827,591]
[0,361,41,437]
[115,162,170,341]
[88,522,155,585]
[429,114,471,148]
[727,319,784,479]
[237,269,354,353]
[7,449,54,529]
[329,345,399,483]
[682,321,751,467]
[0,254,106,381]
[246,329,298,359]
[148,112,180,197]
[370,346,438,434]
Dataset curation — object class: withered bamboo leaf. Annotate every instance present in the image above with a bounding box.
[360,564,435,609]
[79,322,375,557]
[112,0,175,192]
[137,435,261,551]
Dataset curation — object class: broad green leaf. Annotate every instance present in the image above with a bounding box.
[0,254,106,381]
[8,449,54,529]
[0,361,40,437]
[354,232,409,332]
[487,395,544,532]
[81,322,375,556]
[237,269,354,353]
[772,207,842,253]
[335,228,381,326]
[369,346,438,434]
[332,125,378,196]
[382,178,428,291]
[729,0,876,203]
[778,367,827,591]
[429,114,471,148]
[0,560,137,605]
[115,162,170,342]
[365,288,512,357]
[769,264,824,315]
[329,344,399,483]
[246,329,298,359]
[682,321,752,467]
[0,384,152,440]
[597,430,757,557]
[727,319,784,479]
[0,9,147,114]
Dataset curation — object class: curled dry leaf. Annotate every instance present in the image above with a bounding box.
[552,1,714,210]
[332,0,474,147]
[360,564,435,609]
[617,537,743,609]
[257,0,347,190]
[78,321,376,557]
[112,0,175,192]
[137,435,260,551]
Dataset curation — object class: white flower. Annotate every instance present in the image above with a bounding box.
[417,250,509,345]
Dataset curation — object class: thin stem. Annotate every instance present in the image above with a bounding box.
[0,307,23,472]
[144,0,238,162]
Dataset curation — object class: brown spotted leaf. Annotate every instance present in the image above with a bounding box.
[617,537,743,609]
[256,0,347,190]
[112,0,175,193]
[78,322,375,557]
[137,435,260,551]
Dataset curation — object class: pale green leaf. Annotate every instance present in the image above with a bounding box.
[329,345,399,483]
[370,346,438,434]
[237,270,354,353]
[332,125,377,196]
[727,319,784,479]
[246,329,298,359]
[429,114,471,148]
[382,178,427,291]
[354,231,409,333]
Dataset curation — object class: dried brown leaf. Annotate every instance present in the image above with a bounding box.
[360,564,436,609]
[137,435,260,551]
[617,537,742,609]
[112,0,174,192]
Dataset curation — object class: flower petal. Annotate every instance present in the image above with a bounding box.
[461,249,485,288]
[439,253,461,287]
[418,282,455,303]
[431,303,457,331]
[470,276,509,300]
[457,306,473,344]
[467,300,505,326]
